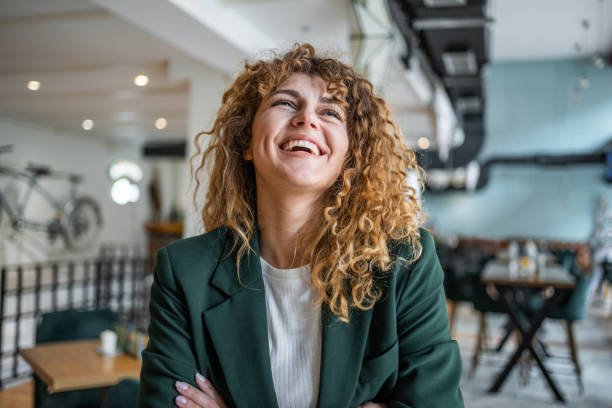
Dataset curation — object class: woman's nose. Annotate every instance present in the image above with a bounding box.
[291,109,318,129]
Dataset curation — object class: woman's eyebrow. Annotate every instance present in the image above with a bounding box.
[271,89,300,98]
[271,89,338,105]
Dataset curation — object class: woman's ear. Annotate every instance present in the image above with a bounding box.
[244,146,253,160]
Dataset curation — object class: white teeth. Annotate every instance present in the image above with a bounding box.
[281,139,320,156]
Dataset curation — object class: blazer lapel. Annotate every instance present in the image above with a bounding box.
[317,304,373,408]
[203,228,279,408]
[202,226,373,408]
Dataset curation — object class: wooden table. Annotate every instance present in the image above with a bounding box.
[482,260,576,402]
[19,339,141,393]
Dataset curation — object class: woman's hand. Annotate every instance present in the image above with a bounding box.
[173,375,384,408]
[174,373,227,408]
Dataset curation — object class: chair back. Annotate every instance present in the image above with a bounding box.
[548,269,590,322]
[36,308,118,343]
[470,255,508,314]
[34,308,119,408]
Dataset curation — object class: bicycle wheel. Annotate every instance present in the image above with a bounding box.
[62,196,103,250]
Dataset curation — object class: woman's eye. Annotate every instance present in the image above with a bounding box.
[322,109,342,120]
[272,99,296,109]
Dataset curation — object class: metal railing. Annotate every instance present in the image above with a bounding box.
[0,255,151,388]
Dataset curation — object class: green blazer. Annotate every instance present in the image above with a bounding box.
[138,227,464,408]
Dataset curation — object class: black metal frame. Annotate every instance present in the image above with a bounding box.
[0,255,151,389]
[487,285,572,402]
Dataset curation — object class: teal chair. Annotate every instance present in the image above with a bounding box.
[437,242,488,334]
[530,262,590,394]
[102,378,139,408]
[551,249,578,276]
[35,308,119,408]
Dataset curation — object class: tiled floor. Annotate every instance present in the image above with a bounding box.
[455,301,612,407]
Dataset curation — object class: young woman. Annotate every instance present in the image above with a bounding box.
[138,44,464,408]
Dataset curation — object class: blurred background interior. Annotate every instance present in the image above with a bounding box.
[0,0,611,407]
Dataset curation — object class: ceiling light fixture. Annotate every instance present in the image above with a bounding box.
[418,137,431,150]
[423,0,466,7]
[81,119,94,130]
[456,96,482,114]
[154,117,167,130]
[441,50,478,76]
[133,74,149,87]
[593,0,607,69]
[27,80,41,91]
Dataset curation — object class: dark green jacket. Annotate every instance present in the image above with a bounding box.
[138,227,464,408]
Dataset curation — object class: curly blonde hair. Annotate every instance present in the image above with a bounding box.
[192,43,424,322]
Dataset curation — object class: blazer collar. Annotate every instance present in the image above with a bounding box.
[209,225,264,297]
[204,224,279,407]
[205,224,372,408]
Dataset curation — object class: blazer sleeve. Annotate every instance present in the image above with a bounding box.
[138,247,199,407]
[388,230,464,407]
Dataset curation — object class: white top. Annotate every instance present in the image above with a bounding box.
[260,257,322,408]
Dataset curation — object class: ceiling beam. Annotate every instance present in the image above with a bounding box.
[91,0,274,75]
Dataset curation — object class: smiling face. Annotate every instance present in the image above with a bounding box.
[246,73,349,198]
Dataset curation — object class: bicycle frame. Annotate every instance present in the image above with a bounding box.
[0,164,77,233]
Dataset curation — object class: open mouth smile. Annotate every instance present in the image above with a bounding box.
[279,139,322,156]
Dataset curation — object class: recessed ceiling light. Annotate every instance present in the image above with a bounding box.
[82,119,94,130]
[418,137,430,150]
[133,74,149,87]
[27,80,41,91]
[154,117,167,130]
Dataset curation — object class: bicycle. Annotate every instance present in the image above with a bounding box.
[0,145,103,250]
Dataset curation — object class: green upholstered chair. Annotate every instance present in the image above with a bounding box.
[531,263,590,394]
[437,242,488,334]
[551,249,578,276]
[34,308,119,408]
[102,378,139,408]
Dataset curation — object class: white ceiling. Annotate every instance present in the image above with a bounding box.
[0,0,190,142]
[0,0,610,147]
[489,0,612,61]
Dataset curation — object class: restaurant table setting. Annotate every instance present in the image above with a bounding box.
[20,323,146,395]
[481,241,578,402]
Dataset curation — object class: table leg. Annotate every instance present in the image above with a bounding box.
[488,286,570,403]
[494,319,514,352]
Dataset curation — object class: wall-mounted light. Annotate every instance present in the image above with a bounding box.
[107,159,143,206]
[133,74,149,87]
[110,177,140,205]
[155,117,167,130]
[27,80,41,91]
[82,119,94,130]
[418,137,431,150]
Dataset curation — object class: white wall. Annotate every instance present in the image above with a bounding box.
[170,58,229,238]
[0,113,150,265]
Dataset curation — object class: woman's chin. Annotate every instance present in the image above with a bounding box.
[276,174,334,194]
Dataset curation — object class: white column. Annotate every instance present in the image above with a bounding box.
[169,57,229,238]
